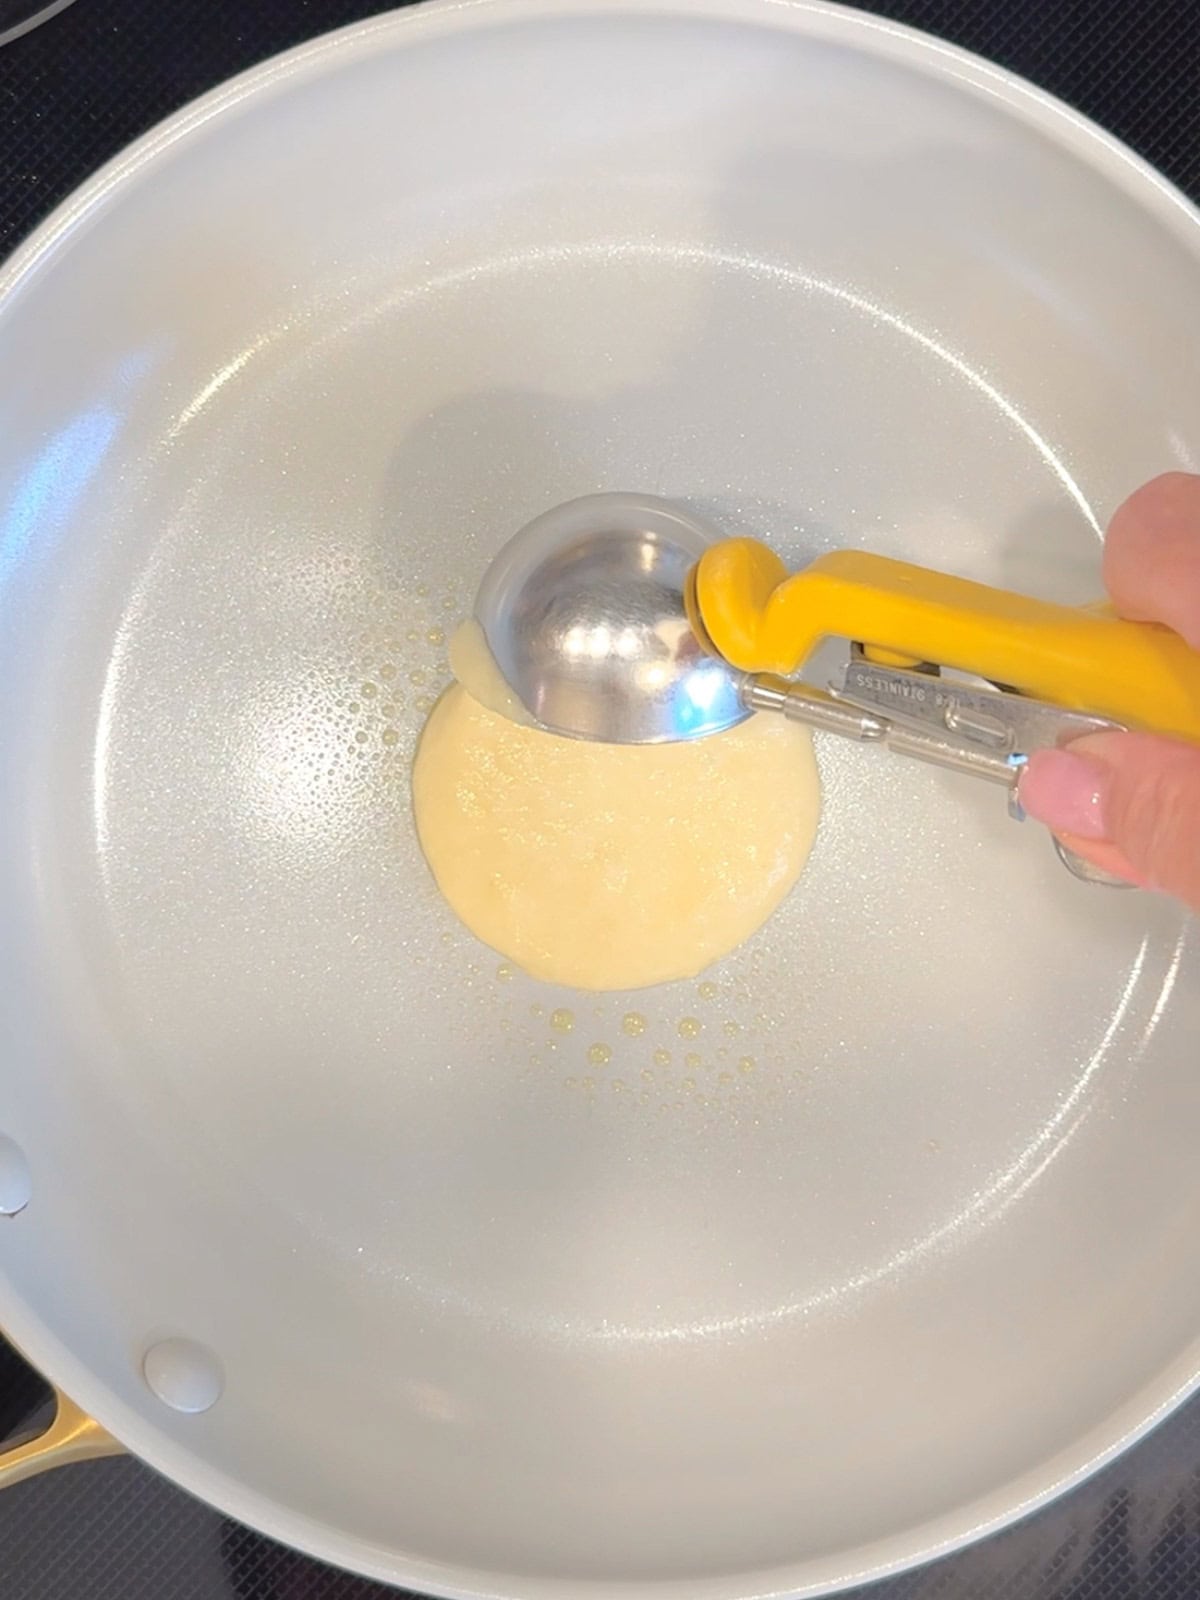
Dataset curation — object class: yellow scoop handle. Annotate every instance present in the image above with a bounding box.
[692,540,1200,745]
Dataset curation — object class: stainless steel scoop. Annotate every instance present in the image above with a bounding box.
[474,494,743,743]
[475,492,896,745]
[474,493,1128,885]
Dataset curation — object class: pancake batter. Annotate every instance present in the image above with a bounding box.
[412,644,821,990]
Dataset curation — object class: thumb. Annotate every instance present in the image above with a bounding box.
[1019,732,1200,911]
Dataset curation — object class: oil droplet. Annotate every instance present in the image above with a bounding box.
[382,728,400,746]
[653,1047,671,1068]
[440,931,454,945]
[409,668,428,686]
[406,628,420,643]
[581,1076,595,1093]
[697,981,719,1001]
[678,1017,702,1040]
[361,682,378,698]
[530,1003,544,1018]
[496,964,514,982]
[612,1079,625,1093]
[718,1071,734,1086]
[722,1019,740,1037]
[621,1012,647,1037]
[641,1068,655,1083]
[380,663,397,680]
[348,701,360,715]
[529,1053,541,1066]
[550,1008,575,1033]
[738,1056,756,1074]
[564,1076,576,1090]
[416,695,435,713]
[684,1051,702,1070]
[683,1077,696,1092]
[415,583,430,598]
[442,595,456,611]
[587,1043,613,1067]
[427,627,446,646]
[354,729,369,744]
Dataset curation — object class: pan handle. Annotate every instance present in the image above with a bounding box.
[0,1388,123,1489]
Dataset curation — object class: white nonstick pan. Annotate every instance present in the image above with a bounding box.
[1,2,1198,1596]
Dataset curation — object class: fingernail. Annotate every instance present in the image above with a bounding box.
[1017,749,1110,839]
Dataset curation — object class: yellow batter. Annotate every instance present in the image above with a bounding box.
[412,654,821,991]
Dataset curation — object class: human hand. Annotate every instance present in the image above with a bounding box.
[1018,472,1200,911]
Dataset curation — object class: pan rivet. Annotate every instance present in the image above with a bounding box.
[0,1135,31,1217]
[142,1339,224,1413]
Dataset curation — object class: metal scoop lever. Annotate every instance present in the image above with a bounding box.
[742,667,1115,788]
[740,661,1131,885]
[830,650,1123,787]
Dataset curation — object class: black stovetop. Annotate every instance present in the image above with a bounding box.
[3,1,1199,1596]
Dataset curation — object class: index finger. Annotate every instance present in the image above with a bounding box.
[1102,472,1200,649]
